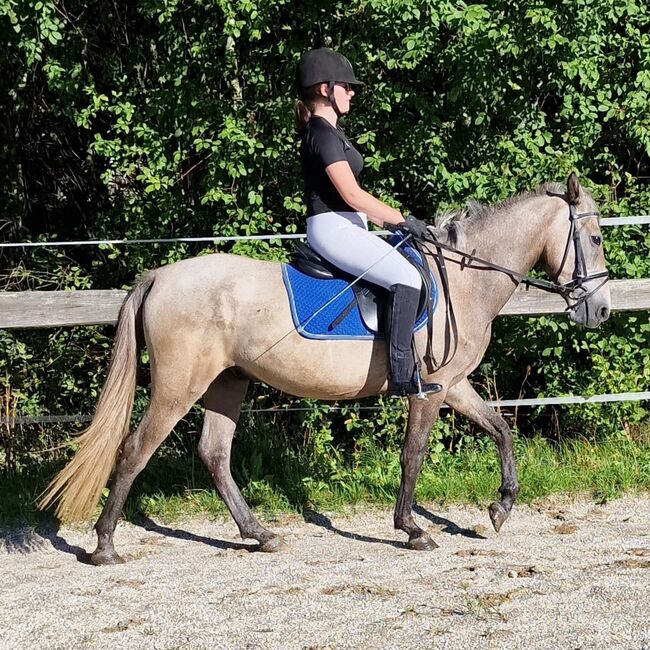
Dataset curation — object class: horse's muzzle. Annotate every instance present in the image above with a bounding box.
[568,280,611,328]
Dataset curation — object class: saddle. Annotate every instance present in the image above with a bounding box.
[290,236,433,336]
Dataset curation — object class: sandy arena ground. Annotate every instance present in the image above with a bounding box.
[1,495,649,650]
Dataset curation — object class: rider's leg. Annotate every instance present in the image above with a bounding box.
[306,212,441,396]
[387,283,441,397]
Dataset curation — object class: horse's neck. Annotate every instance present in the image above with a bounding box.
[459,202,549,317]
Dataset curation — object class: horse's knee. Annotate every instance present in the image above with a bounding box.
[499,426,513,446]
[198,428,228,462]
[199,444,230,479]
[494,414,513,437]
[197,438,213,466]
[485,417,514,451]
[400,439,429,469]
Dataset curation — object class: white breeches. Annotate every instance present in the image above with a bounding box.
[306,211,421,291]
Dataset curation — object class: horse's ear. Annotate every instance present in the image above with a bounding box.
[567,172,580,205]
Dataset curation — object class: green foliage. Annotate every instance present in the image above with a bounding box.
[0,0,648,482]
[2,432,648,525]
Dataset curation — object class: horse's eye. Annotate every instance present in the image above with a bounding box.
[591,235,602,246]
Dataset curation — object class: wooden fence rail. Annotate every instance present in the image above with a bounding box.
[1,279,649,329]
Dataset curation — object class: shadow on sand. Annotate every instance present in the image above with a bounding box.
[302,508,406,549]
[301,504,486,549]
[0,518,88,561]
[413,503,486,539]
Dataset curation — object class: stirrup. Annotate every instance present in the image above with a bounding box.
[414,373,443,401]
[388,375,442,400]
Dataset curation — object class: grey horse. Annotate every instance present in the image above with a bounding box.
[40,174,610,564]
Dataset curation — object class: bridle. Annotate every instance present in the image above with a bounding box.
[419,202,609,314]
[548,204,609,312]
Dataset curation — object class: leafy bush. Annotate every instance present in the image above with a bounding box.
[1,0,648,474]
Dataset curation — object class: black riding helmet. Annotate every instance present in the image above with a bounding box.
[297,47,364,116]
[298,47,364,88]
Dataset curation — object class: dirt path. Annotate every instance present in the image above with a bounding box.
[1,495,649,650]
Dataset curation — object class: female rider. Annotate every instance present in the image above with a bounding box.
[295,47,441,397]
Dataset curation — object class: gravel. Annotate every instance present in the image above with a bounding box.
[1,495,649,650]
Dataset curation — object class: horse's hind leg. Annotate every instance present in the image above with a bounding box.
[444,378,519,532]
[91,393,200,565]
[199,370,286,552]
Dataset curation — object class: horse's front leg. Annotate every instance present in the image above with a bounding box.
[394,392,446,550]
[444,378,519,532]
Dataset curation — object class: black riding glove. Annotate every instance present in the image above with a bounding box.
[398,215,429,239]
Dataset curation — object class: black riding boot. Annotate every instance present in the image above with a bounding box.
[387,284,442,397]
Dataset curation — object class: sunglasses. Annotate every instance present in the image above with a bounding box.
[336,82,353,92]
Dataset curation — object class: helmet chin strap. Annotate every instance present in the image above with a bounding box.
[327,81,342,117]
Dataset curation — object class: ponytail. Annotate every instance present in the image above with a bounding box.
[294,99,311,135]
[294,84,323,135]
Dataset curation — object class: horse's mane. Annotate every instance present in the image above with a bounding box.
[431,182,566,247]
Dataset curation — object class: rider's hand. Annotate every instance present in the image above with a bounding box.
[398,214,429,239]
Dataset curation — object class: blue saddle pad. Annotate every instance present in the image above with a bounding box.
[282,237,437,340]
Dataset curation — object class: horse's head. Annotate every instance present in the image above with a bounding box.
[541,173,611,328]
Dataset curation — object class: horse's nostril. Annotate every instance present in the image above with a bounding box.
[599,306,610,321]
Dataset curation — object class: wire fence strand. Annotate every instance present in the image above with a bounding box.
[2,390,648,426]
[0,216,648,249]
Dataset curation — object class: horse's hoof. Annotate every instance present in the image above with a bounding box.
[488,502,509,533]
[407,532,439,551]
[89,549,125,566]
[258,536,288,553]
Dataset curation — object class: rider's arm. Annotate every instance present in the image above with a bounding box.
[325,161,405,228]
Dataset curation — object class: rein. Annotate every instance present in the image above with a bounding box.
[412,203,609,371]
[420,204,609,314]
[411,237,458,372]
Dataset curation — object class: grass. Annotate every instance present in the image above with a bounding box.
[0,434,648,527]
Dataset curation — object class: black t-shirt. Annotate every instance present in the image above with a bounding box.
[300,116,364,216]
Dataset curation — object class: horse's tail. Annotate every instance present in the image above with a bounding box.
[39,273,155,522]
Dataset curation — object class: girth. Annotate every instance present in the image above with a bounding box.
[291,240,431,335]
